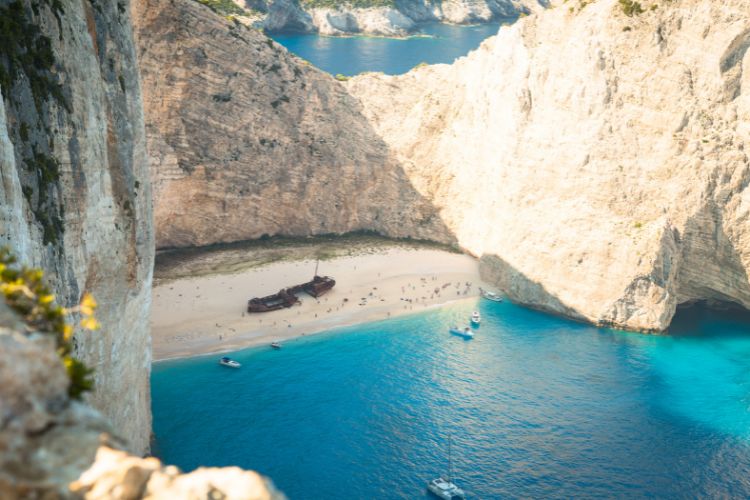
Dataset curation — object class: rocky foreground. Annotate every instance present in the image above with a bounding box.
[0,0,153,453]
[0,301,281,499]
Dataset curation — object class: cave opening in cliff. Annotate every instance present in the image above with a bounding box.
[669,300,750,337]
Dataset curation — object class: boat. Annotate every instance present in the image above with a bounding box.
[470,311,481,324]
[271,342,282,350]
[479,287,503,302]
[427,438,465,500]
[449,326,474,339]
[428,478,465,500]
[219,356,241,368]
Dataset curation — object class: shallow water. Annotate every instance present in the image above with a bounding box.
[271,22,510,76]
[152,301,750,498]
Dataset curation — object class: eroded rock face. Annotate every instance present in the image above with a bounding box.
[0,302,282,499]
[134,0,453,249]
[310,6,415,36]
[235,0,531,36]
[0,0,153,453]
[347,0,750,331]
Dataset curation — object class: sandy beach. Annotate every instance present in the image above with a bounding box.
[151,245,489,360]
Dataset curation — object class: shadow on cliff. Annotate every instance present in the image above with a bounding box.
[478,253,591,324]
[136,0,457,249]
[674,200,750,315]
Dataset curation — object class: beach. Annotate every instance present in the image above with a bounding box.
[151,244,488,360]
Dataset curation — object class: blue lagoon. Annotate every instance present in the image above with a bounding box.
[152,300,750,498]
[271,22,511,76]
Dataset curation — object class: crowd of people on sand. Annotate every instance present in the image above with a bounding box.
[227,273,475,335]
[163,267,475,347]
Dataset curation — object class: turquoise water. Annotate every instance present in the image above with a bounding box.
[271,22,511,76]
[152,300,750,498]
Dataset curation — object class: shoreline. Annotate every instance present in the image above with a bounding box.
[153,296,479,363]
[150,245,490,361]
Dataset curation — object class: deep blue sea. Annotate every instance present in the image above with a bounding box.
[271,22,511,76]
[152,300,750,499]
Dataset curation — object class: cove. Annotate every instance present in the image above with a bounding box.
[271,22,511,76]
[152,300,750,498]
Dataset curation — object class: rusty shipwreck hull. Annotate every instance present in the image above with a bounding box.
[247,275,336,313]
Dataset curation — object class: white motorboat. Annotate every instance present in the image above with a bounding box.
[219,356,241,368]
[427,438,465,499]
[449,326,474,339]
[479,287,503,302]
[470,311,481,324]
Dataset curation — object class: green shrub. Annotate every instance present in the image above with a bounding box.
[0,1,69,112]
[619,0,644,16]
[0,247,98,399]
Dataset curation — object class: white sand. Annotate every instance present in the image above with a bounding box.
[150,248,488,360]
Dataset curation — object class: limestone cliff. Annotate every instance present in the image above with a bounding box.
[134,0,452,248]
[232,0,531,36]
[0,301,281,499]
[0,0,153,453]
[347,0,750,331]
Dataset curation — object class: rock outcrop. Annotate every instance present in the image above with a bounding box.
[0,0,153,453]
[347,0,750,331]
[0,301,281,499]
[234,0,531,36]
[134,0,453,248]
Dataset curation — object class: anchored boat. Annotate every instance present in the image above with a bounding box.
[450,326,474,339]
[470,311,481,324]
[427,438,465,499]
[479,287,503,302]
[219,356,241,368]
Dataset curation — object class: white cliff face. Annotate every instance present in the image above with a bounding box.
[0,0,153,453]
[397,0,529,24]
[134,0,453,249]
[235,0,531,36]
[347,0,750,331]
[311,6,415,36]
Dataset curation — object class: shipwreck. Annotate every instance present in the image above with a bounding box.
[247,263,335,313]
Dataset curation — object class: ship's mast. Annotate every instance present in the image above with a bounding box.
[448,436,453,482]
[314,259,320,278]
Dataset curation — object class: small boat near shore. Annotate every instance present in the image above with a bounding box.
[450,326,474,339]
[479,287,503,302]
[271,342,282,350]
[471,311,481,324]
[219,356,241,368]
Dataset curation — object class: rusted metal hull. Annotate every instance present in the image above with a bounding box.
[247,276,336,313]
